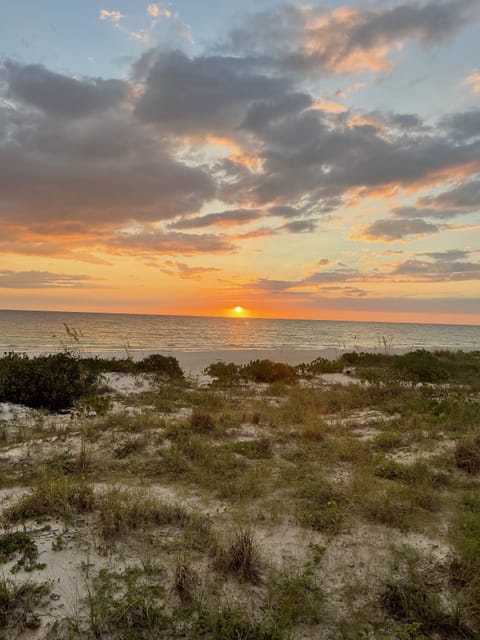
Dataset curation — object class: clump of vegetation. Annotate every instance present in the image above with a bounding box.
[0,532,45,573]
[113,436,146,459]
[97,488,213,549]
[205,359,298,385]
[380,554,471,638]
[214,529,262,583]
[194,608,283,640]
[0,578,50,631]
[241,359,297,384]
[455,430,480,474]
[450,492,480,631]
[86,568,170,639]
[204,361,241,386]
[172,560,199,604]
[190,410,217,432]
[4,473,95,523]
[265,569,323,628]
[80,353,184,378]
[295,479,350,535]
[226,437,273,459]
[296,356,343,377]
[0,352,96,411]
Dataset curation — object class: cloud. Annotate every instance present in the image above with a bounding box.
[147,3,171,19]
[223,0,480,75]
[99,10,126,23]
[110,228,235,255]
[1,60,128,118]
[356,217,440,241]
[419,249,470,261]
[171,209,264,229]
[466,70,480,94]
[135,50,298,136]
[0,270,95,288]
[159,260,221,280]
[392,258,480,281]
[419,178,480,211]
[0,100,215,234]
[441,108,480,140]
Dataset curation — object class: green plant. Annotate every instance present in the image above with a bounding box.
[0,532,45,573]
[295,479,349,535]
[4,473,95,524]
[0,578,50,631]
[0,352,96,411]
[194,608,283,640]
[241,360,297,384]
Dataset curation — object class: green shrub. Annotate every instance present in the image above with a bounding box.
[204,362,241,385]
[241,360,297,384]
[195,608,283,640]
[0,352,96,411]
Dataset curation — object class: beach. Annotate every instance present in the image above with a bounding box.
[0,348,479,639]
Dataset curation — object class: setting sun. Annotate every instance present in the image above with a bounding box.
[234,306,243,314]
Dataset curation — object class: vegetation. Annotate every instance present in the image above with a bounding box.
[0,352,95,411]
[0,348,478,638]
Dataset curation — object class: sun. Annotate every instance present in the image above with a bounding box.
[234,306,243,314]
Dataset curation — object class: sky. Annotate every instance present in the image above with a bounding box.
[0,0,479,324]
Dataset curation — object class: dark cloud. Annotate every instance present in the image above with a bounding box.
[135,50,297,135]
[0,103,215,232]
[441,109,480,141]
[419,179,480,211]
[222,0,480,74]
[221,107,480,208]
[392,258,480,281]
[0,270,95,288]
[282,219,317,233]
[359,218,440,241]
[171,209,264,229]
[2,61,128,118]
[109,228,236,255]
[419,249,470,261]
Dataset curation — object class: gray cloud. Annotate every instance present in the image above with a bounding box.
[223,0,480,74]
[0,102,215,234]
[159,260,222,280]
[441,109,480,141]
[419,249,471,261]
[392,258,480,280]
[419,179,480,211]
[2,61,128,118]
[135,50,298,135]
[110,228,236,255]
[171,209,264,229]
[359,218,440,241]
[0,270,95,288]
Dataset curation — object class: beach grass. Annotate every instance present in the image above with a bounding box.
[0,348,479,638]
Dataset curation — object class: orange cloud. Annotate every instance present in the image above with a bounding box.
[465,70,480,93]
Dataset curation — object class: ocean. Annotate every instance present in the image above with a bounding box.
[0,309,478,356]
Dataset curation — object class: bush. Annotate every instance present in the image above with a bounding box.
[0,352,95,411]
[241,360,297,384]
[204,362,241,385]
[393,350,449,384]
[455,430,480,474]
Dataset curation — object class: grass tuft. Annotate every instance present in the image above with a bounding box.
[214,529,262,584]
